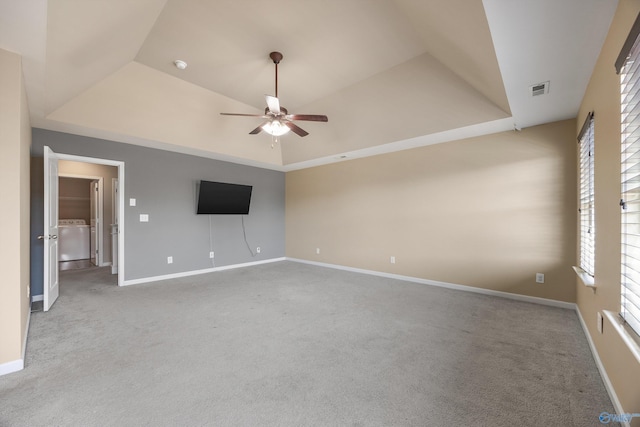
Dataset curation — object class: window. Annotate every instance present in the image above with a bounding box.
[619,15,640,336]
[578,112,595,277]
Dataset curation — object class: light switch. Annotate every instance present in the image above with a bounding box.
[129,198,136,207]
[140,214,149,222]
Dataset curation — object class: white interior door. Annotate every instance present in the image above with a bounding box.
[111,178,119,275]
[90,180,98,266]
[43,146,60,311]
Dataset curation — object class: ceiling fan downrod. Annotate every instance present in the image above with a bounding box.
[270,51,283,98]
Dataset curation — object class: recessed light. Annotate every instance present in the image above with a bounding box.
[174,60,187,70]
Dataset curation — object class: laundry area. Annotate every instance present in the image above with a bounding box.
[56,161,118,273]
[58,177,97,270]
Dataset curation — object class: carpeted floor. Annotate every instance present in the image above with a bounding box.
[0,261,618,426]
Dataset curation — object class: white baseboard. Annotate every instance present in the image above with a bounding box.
[32,294,43,302]
[122,257,287,286]
[287,258,575,310]
[575,308,629,427]
[0,308,30,377]
[23,308,30,361]
[0,359,24,376]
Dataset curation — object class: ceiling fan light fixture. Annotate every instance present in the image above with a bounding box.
[262,120,290,136]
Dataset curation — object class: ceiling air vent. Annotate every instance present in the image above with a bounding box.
[530,81,550,97]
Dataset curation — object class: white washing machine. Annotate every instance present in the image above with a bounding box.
[58,219,91,261]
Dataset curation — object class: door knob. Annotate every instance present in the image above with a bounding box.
[38,234,58,240]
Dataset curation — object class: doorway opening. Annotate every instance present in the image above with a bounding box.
[42,146,125,311]
[58,173,109,271]
[56,158,121,277]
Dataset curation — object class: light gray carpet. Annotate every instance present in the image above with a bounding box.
[1,261,617,426]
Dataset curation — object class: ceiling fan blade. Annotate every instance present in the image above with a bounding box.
[265,95,281,114]
[286,114,328,122]
[249,121,269,135]
[284,121,309,137]
[220,113,269,118]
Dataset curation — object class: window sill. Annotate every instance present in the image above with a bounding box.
[572,266,596,288]
[603,310,640,365]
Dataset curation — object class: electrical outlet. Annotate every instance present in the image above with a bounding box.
[140,214,149,222]
[256,247,261,254]
[535,273,544,283]
[167,256,173,264]
[316,248,320,255]
[390,256,396,264]
[209,252,214,259]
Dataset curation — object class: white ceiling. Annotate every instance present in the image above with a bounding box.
[0,0,617,171]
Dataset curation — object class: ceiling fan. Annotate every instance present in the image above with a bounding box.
[220,52,328,144]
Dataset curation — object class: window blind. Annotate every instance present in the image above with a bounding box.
[579,112,595,276]
[616,12,640,74]
[620,28,640,336]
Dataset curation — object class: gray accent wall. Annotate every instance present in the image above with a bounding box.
[31,128,285,296]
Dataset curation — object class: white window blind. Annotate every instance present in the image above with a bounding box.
[579,113,595,276]
[620,30,640,336]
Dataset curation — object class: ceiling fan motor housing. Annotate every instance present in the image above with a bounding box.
[265,106,288,115]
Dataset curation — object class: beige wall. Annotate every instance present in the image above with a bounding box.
[577,0,640,420]
[0,48,31,368]
[287,119,577,302]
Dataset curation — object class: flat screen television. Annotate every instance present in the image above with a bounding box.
[196,180,252,215]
